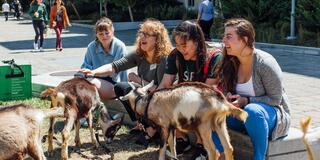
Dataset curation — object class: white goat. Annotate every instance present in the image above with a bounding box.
[0,104,64,160]
[121,81,248,160]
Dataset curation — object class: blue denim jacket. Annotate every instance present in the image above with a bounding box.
[81,37,128,82]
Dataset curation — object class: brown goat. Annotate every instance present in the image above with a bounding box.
[121,81,248,160]
[41,77,123,160]
[0,104,64,160]
[300,117,320,160]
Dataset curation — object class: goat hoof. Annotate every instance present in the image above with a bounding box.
[61,154,68,160]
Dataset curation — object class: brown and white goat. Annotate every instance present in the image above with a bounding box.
[41,77,123,160]
[121,81,248,160]
[300,117,320,160]
[0,103,64,160]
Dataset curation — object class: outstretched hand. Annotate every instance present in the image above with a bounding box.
[79,68,95,76]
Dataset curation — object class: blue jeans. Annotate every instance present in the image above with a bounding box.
[212,103,277,160]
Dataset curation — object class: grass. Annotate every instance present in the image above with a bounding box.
[1,98,198,159]
[0,98,162,160]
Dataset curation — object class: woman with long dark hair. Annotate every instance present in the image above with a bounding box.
[158,20,222,159]
[212,18,291,160]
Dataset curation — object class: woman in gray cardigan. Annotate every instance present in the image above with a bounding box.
[212,18,291,160]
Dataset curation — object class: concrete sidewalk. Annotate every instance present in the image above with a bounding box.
[0,17,319,131]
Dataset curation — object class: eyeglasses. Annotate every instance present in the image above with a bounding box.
[138,31,156,38]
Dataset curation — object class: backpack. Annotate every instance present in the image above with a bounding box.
[203,48,221,80]
[175,48,221,82]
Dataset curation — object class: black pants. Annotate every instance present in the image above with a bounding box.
[199,18,214,41]
[4,12,8,21]
[114,82,137,121]
[32,20,45,47]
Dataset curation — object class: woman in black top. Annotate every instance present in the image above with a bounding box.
[158,20,222,159]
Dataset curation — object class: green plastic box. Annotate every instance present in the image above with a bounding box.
[0,62,32,101]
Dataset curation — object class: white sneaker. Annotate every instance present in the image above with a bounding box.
[33,43,38,50]
[39,47,44,52]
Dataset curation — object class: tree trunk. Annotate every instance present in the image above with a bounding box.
[127,1,134,22]
[66,0,81,20]
[104,1,108,17]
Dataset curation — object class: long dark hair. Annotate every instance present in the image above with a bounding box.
[218,18,255,93]
[172,20,207,82]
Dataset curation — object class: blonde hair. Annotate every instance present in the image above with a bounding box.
[135,18,173,63]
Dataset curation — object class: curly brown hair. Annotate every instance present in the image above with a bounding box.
[135,18,173,63]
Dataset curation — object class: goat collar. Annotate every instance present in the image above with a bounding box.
[132,90,156,127]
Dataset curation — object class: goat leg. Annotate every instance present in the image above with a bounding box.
[167,128,177,160]
[48,117,55,156]
[61,112,76,160]
[198,123,218,160]
[159,127,169,160]
[87,111,98,148]
[29,130,47,160]
[215,122,234,160]
[74,119,81,147]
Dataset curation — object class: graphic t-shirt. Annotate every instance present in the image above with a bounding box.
[165,49,221,82]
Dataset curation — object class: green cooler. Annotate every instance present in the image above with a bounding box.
[0,60,32,101]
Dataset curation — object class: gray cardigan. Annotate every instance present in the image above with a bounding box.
[250,49,291,140]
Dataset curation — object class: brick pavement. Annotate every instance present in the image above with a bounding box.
[0,16,319,130]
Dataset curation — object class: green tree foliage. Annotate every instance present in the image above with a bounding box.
[296,0,320,32]
[109,0,136,21]
[221,0,291,25]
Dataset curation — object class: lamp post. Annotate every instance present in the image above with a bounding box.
[287,0,297,40]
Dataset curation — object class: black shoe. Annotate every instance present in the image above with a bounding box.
[191,144,208,160]
[176,137,192,156]
[135,132,151,147]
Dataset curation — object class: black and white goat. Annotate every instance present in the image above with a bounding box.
[121,81,248,160]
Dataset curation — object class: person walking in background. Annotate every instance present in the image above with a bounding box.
[2,0,10,21]
[50,0,71,51]
[197,0,214,41]
[13,0,21,20]
[80,17,128,100]
[28,0,48,52]
[211,18,291,160]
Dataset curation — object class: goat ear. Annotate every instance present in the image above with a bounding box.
[141,80,154,92]
[40,88,56,99]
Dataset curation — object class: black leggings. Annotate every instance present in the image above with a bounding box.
[114,82,137,121]
[199,18,214,40]
[32,20,45,47]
